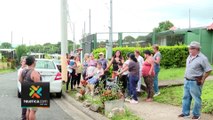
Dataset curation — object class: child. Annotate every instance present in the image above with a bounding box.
[86,62,104,96]
[66,56,76,92]
[67,56,75,73]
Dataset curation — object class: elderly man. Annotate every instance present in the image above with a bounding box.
[178,41,212,119]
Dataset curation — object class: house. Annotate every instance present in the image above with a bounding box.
[153,23,213,63]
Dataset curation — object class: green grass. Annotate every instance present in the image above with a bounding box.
[111,109,142,120]
[62,84,78,97]
[153,80,213,114]
[158,67,185,81]
[0,69,16,74]
[158,64,213,81]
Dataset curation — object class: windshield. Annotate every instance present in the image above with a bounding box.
[36,60,56,69]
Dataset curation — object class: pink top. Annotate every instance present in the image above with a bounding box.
[142,61,155,77]
[88,59,97,67]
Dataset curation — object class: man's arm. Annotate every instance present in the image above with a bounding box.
[201,70,212,84]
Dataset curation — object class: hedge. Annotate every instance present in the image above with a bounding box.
[92,46,189,68]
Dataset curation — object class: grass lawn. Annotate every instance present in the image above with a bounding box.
[153,80,213,114]
[158,67,185,81]
[158,65,213,81]
[0,69,16,74]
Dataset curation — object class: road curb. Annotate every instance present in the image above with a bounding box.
[62,91,109,120]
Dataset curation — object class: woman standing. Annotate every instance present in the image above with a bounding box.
[106,50,124,78]
[86,53,97,77]
[128,53,139,104]
[142,50,155,102]
[152,44,161,97]
[82,53,90,80]
[117,53,131,99]
[73,56,82,88]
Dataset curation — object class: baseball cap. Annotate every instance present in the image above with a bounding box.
[188,41,201,48]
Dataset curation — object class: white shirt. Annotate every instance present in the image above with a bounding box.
[122,60,130,75]
[137,55,144,70]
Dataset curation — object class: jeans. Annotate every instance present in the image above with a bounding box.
[154,65,160,93]
[182,79,202,117]
[129,74,139,101]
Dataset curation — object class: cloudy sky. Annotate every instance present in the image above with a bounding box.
[0,0,212,46]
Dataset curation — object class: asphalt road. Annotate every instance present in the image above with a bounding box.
[0,72,91,120]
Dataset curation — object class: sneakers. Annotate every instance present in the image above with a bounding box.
[178,114,190,118]
[192,116,201,120]
[130,99,138,104]
[154,92,160,97]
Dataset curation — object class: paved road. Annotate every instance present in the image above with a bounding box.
[0,72,93,120]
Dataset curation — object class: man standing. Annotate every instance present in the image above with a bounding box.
[152,44,161,97]
[134,50,144,92]
[178,41,212,119]
[98,52,108,70]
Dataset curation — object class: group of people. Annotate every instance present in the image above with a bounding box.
[17,41,212,120]
[65,44,162,104]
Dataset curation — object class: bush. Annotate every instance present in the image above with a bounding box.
[92,46,188,68]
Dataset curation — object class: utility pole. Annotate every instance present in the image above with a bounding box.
[107,0,113,59]
[22,37,24,45]
[60,0,68,82]
[189,9,191,29]
[73,23,75,51]
[11,31,13,48]
[89,9,91,35]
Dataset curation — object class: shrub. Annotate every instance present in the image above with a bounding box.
[92,46,188,68]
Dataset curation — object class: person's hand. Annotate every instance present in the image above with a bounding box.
[75,73,78,76]
[148,71,152,75]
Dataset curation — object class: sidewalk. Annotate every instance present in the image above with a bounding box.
[125,99,213,120]
[126,76,213,120]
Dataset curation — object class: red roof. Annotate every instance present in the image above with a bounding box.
[207,23,213,30]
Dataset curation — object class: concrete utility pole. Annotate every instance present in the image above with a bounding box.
[60,0,68,82]
[107,0,113,59]
[22,37,24,45]
[72,23,75,51]
[189,9,191,29]
[89,9,91,35]
[11,31,13,47]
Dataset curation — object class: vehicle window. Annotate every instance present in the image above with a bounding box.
[36,60,56,69]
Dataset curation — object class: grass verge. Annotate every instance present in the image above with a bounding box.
[0,69,16,74]
[158,67,185,81]
[62,84,143,119]
[153,80,213,114]
[158,64,213,81]
[111,109,142,120]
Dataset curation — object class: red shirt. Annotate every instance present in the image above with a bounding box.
[142,61,155,77]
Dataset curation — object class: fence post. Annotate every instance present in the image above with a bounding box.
[152,32,156,45]
[93,34,97,49]
[118,32,123,47]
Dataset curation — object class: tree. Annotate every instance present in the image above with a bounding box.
[123,36,135,47]
[153,20,174,33]
[136,36,146,41]
[16,45,28,62]
[0,42,12,49]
